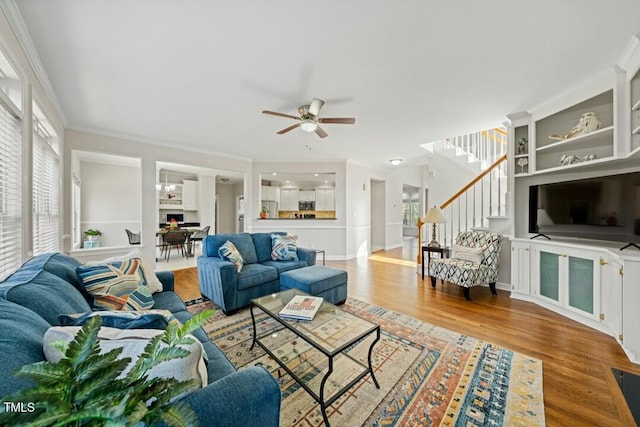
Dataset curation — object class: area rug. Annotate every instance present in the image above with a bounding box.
[187,298,545,426]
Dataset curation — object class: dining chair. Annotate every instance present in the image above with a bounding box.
[125,229,141,245]
[189,225,210,254]
[163,229,189,261]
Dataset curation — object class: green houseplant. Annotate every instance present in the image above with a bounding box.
[0,308,214,427]
[517,137,528,154]
[84,229,103,241]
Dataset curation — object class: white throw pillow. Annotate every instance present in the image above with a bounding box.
[86,248,163,293]
[452,245,483,264]
[43,326,207,401]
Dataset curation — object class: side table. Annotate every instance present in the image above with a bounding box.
[421,246,450,279]
[313,249,326,265]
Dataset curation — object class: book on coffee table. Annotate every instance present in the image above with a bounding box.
[278,295,324,321]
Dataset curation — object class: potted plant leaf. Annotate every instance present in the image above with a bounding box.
[84,229,103,241]
[517,137,528,154]
[0,309,214,426]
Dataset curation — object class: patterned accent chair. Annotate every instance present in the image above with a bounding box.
[428,230,503,301]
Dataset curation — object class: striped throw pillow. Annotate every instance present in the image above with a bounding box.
[271,234,299,261]
[218,240,244,272]
[76,258,155,311]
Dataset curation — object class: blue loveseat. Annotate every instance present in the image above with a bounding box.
[0,253,280,426]
[198,232,317,314]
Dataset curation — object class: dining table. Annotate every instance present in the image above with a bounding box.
[156,227,200,259]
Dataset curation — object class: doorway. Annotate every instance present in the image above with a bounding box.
[370,179,385,252]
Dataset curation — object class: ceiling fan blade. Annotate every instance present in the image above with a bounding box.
[277,123,301,134]
[262,110,301,120]
[315,126,328,138]
[319,117,356,124]
[308,98,325,116]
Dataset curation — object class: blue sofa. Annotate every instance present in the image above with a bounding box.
[198,232,317,313]
[0,253,280,427]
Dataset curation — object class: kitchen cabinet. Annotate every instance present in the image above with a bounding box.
[182,180,198,211]
[510,241,530,296]
[315,188,335,211]
[299,190,315,201]
[261,185,279,202]
[280,188,299,211]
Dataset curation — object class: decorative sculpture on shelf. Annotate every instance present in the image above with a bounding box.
[517,157,529,173]
[549,112,601,140]
[559,153,597,166]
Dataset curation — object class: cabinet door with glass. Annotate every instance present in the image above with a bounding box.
[534,245,600,320]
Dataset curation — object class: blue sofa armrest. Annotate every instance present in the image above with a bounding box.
[181,366,280,427]
[197,256,238,312]
[296,247,317,266]
[155,270,175,292]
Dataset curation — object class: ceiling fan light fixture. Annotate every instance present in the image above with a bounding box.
[390,158,403,166]
[300,119,318,132]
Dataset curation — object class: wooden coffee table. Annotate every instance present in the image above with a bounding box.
[250,289,380,426]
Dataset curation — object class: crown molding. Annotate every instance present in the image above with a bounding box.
[0,0,67,126]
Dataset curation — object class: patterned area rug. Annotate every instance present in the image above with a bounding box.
[187,298,545,426]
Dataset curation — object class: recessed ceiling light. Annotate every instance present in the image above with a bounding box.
[314,173,319,177]
[390,158,403,166]
[272,173,277,176]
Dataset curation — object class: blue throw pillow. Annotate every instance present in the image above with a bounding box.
[271,234,299,261]
[59,310,177,330]
[218,240,244,272]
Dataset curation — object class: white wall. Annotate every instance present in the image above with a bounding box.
[80,161,141,247]
[64,129,252,266]
[370,180,386,251]
[197,175,216,231]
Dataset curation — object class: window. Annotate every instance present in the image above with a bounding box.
[402,192,420,228]
[0,53,22,279]
[32,105,59,255]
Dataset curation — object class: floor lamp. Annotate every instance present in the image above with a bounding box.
[424,206,446,247]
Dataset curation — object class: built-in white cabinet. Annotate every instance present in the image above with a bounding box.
[182,180,198,211]
[299,190,315,202]
[511,238,640,364]
[600,257,623,345]
[315,188,335,211]
[261,185,279,202]
[630,68,640,152]
[510,241,530,295]
[280,188,299,211]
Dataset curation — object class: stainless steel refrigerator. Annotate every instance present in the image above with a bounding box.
[261,200,278,218]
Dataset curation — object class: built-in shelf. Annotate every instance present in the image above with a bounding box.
[536,126,614,153]
[632,99,640,111]
[633,125,640,135]
[514,153,528,159]
[531,156,613,175]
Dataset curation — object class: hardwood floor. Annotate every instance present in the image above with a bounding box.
[173,243,639,427]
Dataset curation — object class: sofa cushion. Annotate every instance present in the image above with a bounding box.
[280,265,348,295]
[271,234,299,261]
[153,290,189,313]
[237,263,278,291]
[0,269,92,325]
[58,309,175,330]
[260,259,308,276]
[22,252,86,296]
[204,233,258,264]
[218,240,244,272]
[251,232,286,263]
[76,259,155,311]
[0,299,51,397]
[201,341,236,384]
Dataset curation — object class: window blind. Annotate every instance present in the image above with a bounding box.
[32,126,59,255]
[0,100,22,280]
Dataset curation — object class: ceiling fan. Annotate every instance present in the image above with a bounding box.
[262,98,355,138]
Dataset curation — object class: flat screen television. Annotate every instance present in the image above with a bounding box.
[529,171,640,248]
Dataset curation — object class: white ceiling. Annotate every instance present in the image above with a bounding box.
[14,0,640,170]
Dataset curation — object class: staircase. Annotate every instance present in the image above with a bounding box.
[421,128,509,247]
